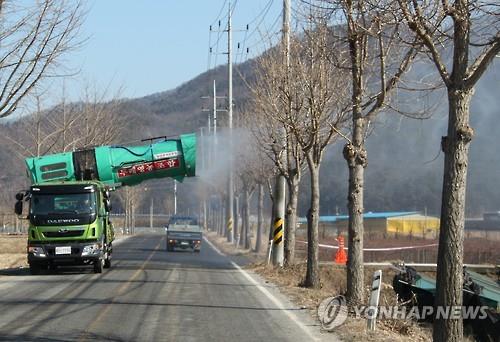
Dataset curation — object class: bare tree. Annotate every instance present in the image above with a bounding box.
[2,95,69,158]
[2,83,126,158]
[310,0,421,303]
[232,124,274,250]
[253,23,350,287]
[395,1,500,340]
[115,186,146,235]
[64,85,125,150]
[0,0,84,118]
[249,43,308,266]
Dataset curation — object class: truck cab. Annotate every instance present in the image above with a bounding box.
[16,181,114,274]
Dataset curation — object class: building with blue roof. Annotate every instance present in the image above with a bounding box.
[298,211,439,239]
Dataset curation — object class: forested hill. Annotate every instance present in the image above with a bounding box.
[0,57,499,217]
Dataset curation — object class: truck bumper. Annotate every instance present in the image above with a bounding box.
[28,242,103,266]
[167,239,201,251]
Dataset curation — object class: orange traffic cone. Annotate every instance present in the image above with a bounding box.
[334,235,347,264]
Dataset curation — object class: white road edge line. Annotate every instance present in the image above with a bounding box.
[203,236,320,341]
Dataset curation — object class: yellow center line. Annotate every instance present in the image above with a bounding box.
[78,237,164,341]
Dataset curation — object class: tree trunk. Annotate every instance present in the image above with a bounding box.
[304,158,320,288]
[433,89,473,342]
[344,118,367,304]
[243,188,251,250]
[203,199,207,231]
[235,195,241,247]
[240,197,246,248]
[344,17,368,303]
[255,183,264,252]
[284,176,299,266]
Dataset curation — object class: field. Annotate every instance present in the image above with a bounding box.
[296,234,500,265]
[0,234,27,269]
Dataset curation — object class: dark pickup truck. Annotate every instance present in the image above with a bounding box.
[166,216,202,252]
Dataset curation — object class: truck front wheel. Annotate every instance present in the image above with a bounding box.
[94,258,104,273]
[104,253,111,268]
[29,263,41,275]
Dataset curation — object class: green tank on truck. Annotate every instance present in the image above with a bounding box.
[15,181,114,274]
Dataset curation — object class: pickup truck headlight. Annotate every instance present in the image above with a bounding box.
[28,246,46,257]
[82,243,102,256]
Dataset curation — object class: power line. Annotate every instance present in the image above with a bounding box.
[241,0,275,42]
[234,0,274,64]
[210,0,228,27]
[243,12,282,56]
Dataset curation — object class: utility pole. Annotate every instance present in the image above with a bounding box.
[200,127,208,230]
[201,80,226,233]
[271,0,290,266]
[226,0,234,243]
[202,80,226,166]
[149,197,153,229]
[213,80,217,139]
[174,180,177,215]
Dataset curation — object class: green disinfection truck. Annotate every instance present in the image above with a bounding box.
[15,134,196,274]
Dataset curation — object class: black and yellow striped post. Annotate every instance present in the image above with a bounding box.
[271,217,284,266]
[227,217,233,233]
[273,218,284,245]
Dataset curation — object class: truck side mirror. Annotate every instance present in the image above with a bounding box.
[14,201,23,215]
[15,192,24,201]
[104,199,112,212]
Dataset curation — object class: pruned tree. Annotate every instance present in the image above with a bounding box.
[395,1,500,340]
[310,0,421,304]
[249,43,308,266]
[0,0,84,118]
[294,25,350,288]
[254,22,350,287]
[232,123,274,250]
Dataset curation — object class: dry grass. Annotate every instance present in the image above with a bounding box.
[0,234,28,269]
[250,261,433,341]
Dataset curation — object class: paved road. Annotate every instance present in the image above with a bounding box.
[0,234,331,341]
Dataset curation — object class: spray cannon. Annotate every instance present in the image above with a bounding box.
[25,133,196,187]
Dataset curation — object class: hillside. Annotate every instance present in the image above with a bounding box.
[0,57,499,217]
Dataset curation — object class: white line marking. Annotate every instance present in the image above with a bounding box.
[203,237,320,341]
[203,236,224,256]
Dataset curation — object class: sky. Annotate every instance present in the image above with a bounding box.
[60,0,284,102]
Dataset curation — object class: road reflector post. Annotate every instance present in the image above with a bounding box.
[367,270,382,331]
[267,239,274,265]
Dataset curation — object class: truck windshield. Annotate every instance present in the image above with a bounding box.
[170,217,198,225]
[31,193,97,215]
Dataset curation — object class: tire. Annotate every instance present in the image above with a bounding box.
[48,264,57,273]
[194,249,200,253]
[29,264,41,275]
[94,258,104,273]
[104,253,111,269]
